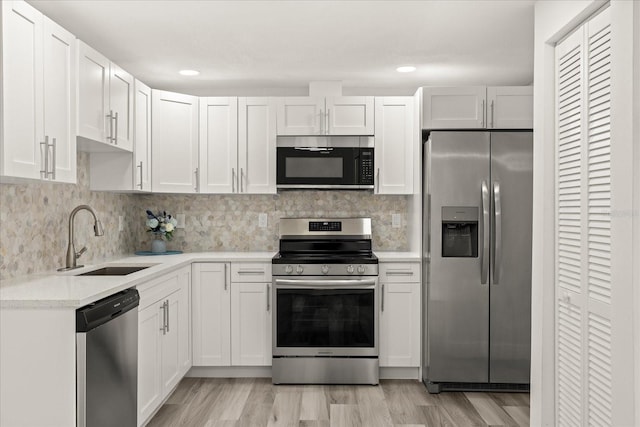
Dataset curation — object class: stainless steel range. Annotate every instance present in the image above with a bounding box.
[272,217,379,385]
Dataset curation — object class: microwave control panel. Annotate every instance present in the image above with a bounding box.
[360,150,374,185]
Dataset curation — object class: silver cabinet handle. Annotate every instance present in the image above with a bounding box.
[224,263,228,290]
[381,284,385,312]
[40,136,49,178]
[49,138,56,180]
[493,181,502,285]
[237,269,265,275]
[160,301,166,335]
[481,180,490,285]
[165,299,170,333]
[107,110,114,142]
[240,168,244,192]
[232,168,236,193]
[385,271,414,276]
[266,284,270,311]
[137,162,143,188]
[194,168,199,192]
[481,100,485,127]
[490,100,495,128]
[114,111,119,145]
[326,108,330,135]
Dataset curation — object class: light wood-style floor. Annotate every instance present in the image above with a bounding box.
[147,378,530,427]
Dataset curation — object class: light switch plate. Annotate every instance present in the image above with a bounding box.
[118,215,124,232]
[176,213,186,229]
[392,213,401,228]
[258,213,268,228]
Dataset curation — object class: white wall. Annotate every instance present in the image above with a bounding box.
[633,2,640,425]
[531,0,639,425]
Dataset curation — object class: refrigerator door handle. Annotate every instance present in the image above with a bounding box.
[481,180,490,284]
[493,181,502,284]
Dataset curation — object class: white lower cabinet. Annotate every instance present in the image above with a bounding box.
[137,266,191,426]
[379,262,421,367]
[192,262,272,367]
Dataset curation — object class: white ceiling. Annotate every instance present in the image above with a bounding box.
[27,0,535,96]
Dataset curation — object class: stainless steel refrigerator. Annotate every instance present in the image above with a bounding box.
[422,131,532,393]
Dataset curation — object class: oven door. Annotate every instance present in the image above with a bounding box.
[272,276,378,357]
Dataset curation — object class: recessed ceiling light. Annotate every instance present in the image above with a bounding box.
[179,69,200,76]
[396,66,416,73]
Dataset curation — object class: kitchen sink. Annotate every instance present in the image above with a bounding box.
[77,265,153,276]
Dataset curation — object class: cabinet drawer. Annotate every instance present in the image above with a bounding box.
[379,262,420,283]
[231,262,271,283]
[136,269,184,309]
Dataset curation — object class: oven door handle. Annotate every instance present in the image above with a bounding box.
[274,278,377,288]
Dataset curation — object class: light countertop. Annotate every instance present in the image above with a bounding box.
[1,251,420,309]
[0,252,275,309]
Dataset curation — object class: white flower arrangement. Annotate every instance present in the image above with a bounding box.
[146,210,178,240]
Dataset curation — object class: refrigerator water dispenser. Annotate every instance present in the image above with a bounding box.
[441,207,478,257]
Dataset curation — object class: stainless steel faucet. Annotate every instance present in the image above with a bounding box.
[58,205,104,271]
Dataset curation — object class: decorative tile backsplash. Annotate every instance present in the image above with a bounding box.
[1,154,409,280]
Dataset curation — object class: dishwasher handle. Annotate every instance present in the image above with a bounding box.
[76,288,140,332]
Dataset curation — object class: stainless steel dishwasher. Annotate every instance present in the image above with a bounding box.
[76,288,139,427]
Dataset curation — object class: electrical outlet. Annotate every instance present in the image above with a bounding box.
[176,213,186,229]
[258,213,268,228]
[118,215,124,232]
[392,213,401,228]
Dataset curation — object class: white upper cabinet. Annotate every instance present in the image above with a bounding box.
[238,97,277,194]
[276,96,373,135]
[89,79,151,192]
[374,97,415,195]
[486,86,533,129]
[199,97,276,194]
[1,1,76,183]
[77,40,133,152]
[134,80,152,191]
[152,90,199,193]
[423,86,532,130]
[423,86,486,129]
[199,97,238,193]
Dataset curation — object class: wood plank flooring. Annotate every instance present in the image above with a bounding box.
[147,378,530,427]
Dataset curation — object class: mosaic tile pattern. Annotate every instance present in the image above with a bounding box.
[1,154,410,280]
[132,191,409,253]
[0,153,137,281]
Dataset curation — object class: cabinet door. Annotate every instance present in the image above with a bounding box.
[176,267,192,377]
[151,90,199,193]
[231,282,271,366]
[109,63,134,151]
[199,97,238,193]
[137,303,163,426]
[276,97,324,135]
[326,96,374,135]
[379,282,420,367]
[160,290,181,394]
[43,17,76,183]
[77,40,109,143]
[1,0,44,180]
[134,80,152,191]
[192,263,231,366]
[238,97,277,194]
[374,97,415,194]
[423,86,486,129]
[486,86,533,129]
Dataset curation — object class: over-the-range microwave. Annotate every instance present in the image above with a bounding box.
[276,136,374,190]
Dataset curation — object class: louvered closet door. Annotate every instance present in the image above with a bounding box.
[555,8,613,426]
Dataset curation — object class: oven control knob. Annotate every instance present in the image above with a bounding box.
[357,265,366,274]
[296,264,304,274]
[346,265,355,274]
[321,265,329,275]
[285,265,293,274]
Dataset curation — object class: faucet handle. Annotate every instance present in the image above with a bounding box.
[76,246,87,259]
